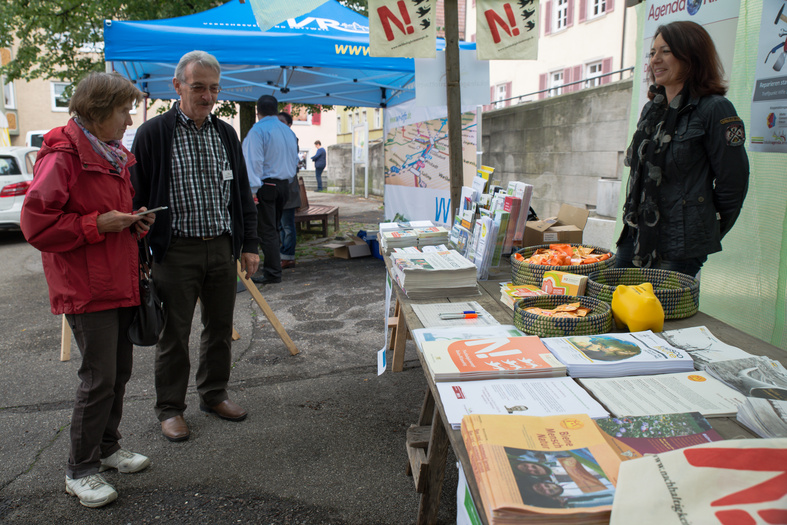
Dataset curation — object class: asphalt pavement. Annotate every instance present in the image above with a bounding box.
[0,190,460,524]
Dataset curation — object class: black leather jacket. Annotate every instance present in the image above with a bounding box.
[620,94,749,260]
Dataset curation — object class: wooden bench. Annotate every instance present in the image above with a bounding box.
[294,176,339,237]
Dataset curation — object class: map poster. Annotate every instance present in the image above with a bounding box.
[383,99,478,225]
[750,0,787,153]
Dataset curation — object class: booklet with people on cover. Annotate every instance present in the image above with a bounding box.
[541,330,695,378]
[461,413,637,524]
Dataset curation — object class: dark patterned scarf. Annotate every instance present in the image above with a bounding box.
[621,84,686,268]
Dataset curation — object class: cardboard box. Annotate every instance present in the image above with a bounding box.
[324,236,372,259]
[523,204,589,246]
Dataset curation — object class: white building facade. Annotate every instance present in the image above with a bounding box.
[466,0,639,107]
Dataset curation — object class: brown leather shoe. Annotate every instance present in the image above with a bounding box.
[281,260,295,269]
[161,415,190,442]
[200,399,247,421]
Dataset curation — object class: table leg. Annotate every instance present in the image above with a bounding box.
[405,388,450,525]
[387,299,409,372]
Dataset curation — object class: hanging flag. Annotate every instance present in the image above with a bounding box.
[369,0,436,58]
[476,0,539,60]
[248,0,329,33]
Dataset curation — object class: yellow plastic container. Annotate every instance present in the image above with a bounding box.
[611,282,665,332]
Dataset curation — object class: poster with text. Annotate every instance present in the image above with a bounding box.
[369,0,436,58]
[750,0,787,152]
[476,0,539,60]
[638,0,741,113]
[383,99,477,225]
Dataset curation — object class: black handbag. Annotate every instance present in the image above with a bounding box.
[128,237,165,346]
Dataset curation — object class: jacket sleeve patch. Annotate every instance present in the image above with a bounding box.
[724,123,745,147]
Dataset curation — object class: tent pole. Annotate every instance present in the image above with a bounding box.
[444,0,462,224]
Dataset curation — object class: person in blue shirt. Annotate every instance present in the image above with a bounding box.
[310,140,326,192]
[242,95,298,285]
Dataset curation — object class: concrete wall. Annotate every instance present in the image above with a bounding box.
[325,141,384,196]
[481,78,631,219]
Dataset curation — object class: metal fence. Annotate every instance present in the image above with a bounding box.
[492,66,635,108]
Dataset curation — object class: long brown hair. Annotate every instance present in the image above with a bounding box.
[650,21,727,98]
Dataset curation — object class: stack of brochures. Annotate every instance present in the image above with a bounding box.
[437,377,608,430]
[700,354,787,437]
[656,325,754,369]
[736,396,787,438]
[378,221,450,254]
[461,413,627,525]
[578,371,746,418]
[380,229,418,254]
[388,248,478,299]
[413,226,450,249]
[499,283,548,309]
[419,335,567,382]
[541,330,695,378]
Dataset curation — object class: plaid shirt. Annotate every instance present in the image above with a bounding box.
[169,103,232,238]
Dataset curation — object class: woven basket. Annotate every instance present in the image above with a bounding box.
[586,268,699,320]
[510,244,616,286]
[513,295,612,337]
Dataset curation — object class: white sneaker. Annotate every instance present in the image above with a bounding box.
[65,473,118,508]
[99,448,151,474]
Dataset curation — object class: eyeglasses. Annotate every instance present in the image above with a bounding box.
[180,81,222,94]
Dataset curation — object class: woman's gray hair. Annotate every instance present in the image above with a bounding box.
[175,50,221,81]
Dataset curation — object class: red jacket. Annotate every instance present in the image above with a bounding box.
[21,119,140,315]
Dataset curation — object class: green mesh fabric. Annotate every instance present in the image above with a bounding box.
[617,1,787,350]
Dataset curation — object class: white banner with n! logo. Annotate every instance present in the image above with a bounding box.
[476,0,539,60]
[369,0,436,58]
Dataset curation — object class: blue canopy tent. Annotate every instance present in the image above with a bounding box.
[104,0,472,107]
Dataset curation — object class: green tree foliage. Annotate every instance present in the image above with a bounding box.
[0,0,224,85]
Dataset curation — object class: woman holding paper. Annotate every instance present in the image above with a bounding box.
[615,21,749,277]
[21,72,155,508]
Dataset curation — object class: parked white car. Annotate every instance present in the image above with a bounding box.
[0,146,39,229]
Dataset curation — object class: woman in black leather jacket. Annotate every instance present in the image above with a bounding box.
[615,21,749,277]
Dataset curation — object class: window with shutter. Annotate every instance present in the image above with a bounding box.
[567,0,574,27]
[601,57,613,84]
[585,61,603,88]
[544,1,553,35]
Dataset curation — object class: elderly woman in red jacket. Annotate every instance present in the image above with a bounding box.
[21,72,155,508]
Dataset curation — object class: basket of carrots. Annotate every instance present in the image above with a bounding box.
[513,295,613,337]
[510,244,616,286]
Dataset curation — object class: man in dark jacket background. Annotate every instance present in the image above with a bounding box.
[130,50,259,443]
[310,140,326,192]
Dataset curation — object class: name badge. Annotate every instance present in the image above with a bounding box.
[222,170,234,181]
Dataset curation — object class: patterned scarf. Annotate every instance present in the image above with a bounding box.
[621,84,685,268]
[74,117,128,172]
